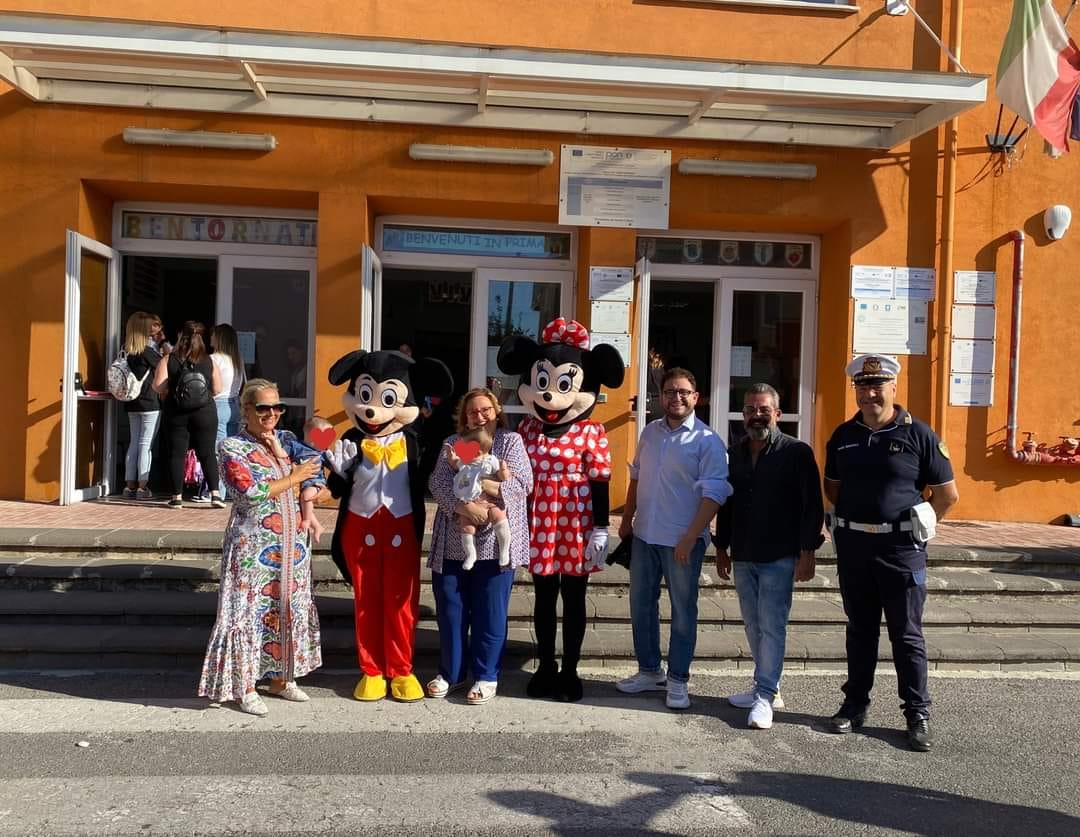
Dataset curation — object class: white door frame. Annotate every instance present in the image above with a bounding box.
[637,260,819,444]
[361,244,382,351]
[217,255,318,413]
[633,257,651,436]
[472,267,575,417]
[716,276,819,443]
[61,230,121,505]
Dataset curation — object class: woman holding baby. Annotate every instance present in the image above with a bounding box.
[426,387,533,705]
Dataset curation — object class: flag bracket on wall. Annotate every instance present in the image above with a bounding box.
[986,104,1028,154]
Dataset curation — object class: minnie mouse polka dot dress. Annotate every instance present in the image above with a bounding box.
[518,416,612,576]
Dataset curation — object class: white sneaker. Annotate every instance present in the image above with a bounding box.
[747,694,773,729]
[665,680,690,710]
[728,686,785,710]
[616,669,667,694]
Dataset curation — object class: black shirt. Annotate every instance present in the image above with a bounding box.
[824,405,954,524]
[714,428,825,563]
[123,346,162,414]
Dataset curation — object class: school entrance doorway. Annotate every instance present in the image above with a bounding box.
[634,234,819,446]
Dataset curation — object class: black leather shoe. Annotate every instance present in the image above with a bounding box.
[526,662,559,698]
[906,716,932,752]
[827,704,867,734]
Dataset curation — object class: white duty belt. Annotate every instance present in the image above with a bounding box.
[833,515,913,535]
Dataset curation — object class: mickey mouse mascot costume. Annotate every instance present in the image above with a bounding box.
[326,349,453,703]
[498,318,624,701]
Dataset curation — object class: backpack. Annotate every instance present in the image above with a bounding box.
[173,359,210,410]
[106,351,149,402]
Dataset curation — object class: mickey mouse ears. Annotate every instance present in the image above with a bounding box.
[541,317,589,349]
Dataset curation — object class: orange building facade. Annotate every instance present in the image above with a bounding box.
[1,0,1079,521]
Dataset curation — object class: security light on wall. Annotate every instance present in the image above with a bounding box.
[677,158,817,181]
[123,128,278,151]
[408,143,554,166]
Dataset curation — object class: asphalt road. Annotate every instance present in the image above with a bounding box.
[2,666,1078,836]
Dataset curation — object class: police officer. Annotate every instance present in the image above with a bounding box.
[824,354,958,752]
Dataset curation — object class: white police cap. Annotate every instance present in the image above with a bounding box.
[846,354,900,384]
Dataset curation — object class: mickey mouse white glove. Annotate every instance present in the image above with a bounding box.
[584,528,609,571]
[327,439,358,476]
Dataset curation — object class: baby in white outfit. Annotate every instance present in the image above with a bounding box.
[446,425,511,570]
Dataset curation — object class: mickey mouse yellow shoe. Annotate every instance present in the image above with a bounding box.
[353,674,387,702]
[389,674,425,703]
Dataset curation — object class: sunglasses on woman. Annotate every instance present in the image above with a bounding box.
[253,403,287,416]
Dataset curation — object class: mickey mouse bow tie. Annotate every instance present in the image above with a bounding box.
[360,437,407,470]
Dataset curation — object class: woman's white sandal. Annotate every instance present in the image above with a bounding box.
[268,682,310,702]
[426,675,468,699]
[466,680,498,705]
[239,692,269,716]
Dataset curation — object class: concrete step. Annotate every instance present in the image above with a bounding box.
[4,555,1079,597]
[3,622,1077,673]
[5,589,1080,631]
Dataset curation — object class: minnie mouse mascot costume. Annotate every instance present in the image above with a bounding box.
[498,318,624,701]
[325,349,453,703]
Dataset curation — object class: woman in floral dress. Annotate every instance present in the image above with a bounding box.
[198,378,325,716]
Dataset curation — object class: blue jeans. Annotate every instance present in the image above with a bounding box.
[214,397,240,495]
[125,411,160,484]
[432,558,516,683]
[733,557,797,699]
[629,538,706,683]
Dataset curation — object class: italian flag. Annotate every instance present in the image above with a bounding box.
[996,0,1080,151]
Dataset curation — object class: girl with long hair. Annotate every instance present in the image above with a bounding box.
[121,311,162,500]
[210,323,245,496]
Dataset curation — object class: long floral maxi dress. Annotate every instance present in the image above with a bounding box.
[198,430,322,702]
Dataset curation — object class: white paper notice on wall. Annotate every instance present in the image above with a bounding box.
[954,271,996,304]
[559,145,671,229]
[852,298,928,355]
[950,339,995,374]
[951,305,997,339]
[949,373,994,406]
[850,265,895,298]
[237,331,257,365]
[590,300,631,333]
[730,346,753,378]
[893,267,936,300]
[592,332,632,367]
[588,266,634,301]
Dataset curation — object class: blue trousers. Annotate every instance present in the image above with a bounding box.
[432,558,516,683]
[629,538,706,683]
[733,556,797,699]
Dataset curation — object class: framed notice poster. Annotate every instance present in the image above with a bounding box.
[559,145,671,229]
[852,299,928,355]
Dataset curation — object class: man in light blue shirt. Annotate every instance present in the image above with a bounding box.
[616,367,732,709]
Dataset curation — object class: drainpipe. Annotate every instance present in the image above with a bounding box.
[1006,229,1080,466]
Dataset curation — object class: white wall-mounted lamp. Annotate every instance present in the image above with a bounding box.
[123,128,278,151]
[409,143,554,166]
[677,158,817,180]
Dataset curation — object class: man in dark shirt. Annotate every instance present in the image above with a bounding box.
[714,383,824,730]
[824,354,958,752]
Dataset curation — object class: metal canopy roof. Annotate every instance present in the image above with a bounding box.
[0,14,987,150]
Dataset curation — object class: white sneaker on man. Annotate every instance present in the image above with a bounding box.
[616,669,667,694]
[665,680,690,710]
[747,694,773,729]
[728,685,785,710]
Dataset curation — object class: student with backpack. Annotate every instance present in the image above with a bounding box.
[210,323,245,498]
[118,311,162,500]
[153,320,224,509]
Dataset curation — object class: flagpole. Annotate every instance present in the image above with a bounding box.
[898,2,969,73]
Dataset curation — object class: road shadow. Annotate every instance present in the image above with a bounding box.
[488,769,1080,836]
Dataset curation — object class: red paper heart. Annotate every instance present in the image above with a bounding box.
[453,439,482,464]
[309,426,337,451]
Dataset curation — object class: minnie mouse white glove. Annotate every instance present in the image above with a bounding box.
[327,439,358,476]
[584,528,609,571]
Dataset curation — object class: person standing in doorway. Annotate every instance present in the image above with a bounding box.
[121,311,163,500]
[616,368,732,710]
[210,323,245,497]
[153,320,224,509]
[714,383,824,730]
[823,354,958,752]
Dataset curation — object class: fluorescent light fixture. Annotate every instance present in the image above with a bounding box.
[409,143,554,166]
[677,158,817,180]
[123,128,277,151]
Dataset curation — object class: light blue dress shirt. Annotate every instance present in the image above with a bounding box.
[628,412,732,548]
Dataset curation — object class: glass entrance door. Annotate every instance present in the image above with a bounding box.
[217,256,315,436]
[61,231,121,504]
[716,279,816,444]
[473,268,573,425]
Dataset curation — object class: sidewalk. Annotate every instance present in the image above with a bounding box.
[2,499,1080,555]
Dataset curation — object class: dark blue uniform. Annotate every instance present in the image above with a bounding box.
[824,406,954,719]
